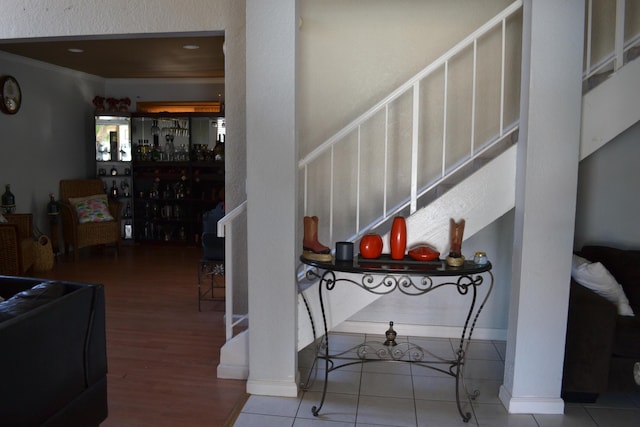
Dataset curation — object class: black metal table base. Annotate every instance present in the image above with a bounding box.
[300,256,493,423]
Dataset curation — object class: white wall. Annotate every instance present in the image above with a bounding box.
[298,0,519,338]
[574,119,640,250]
[346,211,514,338]
[0,52,102,233]
[298,0,514,157]
[105,78,225,111]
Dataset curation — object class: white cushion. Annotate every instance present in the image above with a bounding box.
[572,254,635,316]
[0,213,7,223]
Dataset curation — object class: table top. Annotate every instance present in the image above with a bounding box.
[300,254,491,276]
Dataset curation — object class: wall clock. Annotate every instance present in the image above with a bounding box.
[1,75,21,114]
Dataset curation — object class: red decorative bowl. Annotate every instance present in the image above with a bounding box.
[407,245,440,261]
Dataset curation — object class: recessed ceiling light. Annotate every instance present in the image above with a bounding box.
[182,44,200,50]
[67,48,84,53]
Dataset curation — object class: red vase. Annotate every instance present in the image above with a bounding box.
[390,217,407,260]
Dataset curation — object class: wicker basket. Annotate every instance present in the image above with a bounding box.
[33,235,54,272]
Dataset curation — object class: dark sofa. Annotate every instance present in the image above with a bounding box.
[0,276,108,426]
[562,245,640,402]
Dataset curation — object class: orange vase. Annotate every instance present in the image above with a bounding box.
[390,216,407,260]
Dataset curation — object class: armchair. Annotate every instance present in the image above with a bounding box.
[59,179,121,260]
[0,213,35,275]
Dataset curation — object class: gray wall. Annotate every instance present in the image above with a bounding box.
[574,120,640,250]
[0,52,101,233]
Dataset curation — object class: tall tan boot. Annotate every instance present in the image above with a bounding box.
[302,216,332,262]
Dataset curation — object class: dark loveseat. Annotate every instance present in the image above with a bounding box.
[0,276,108,426]
[563,245,640,402]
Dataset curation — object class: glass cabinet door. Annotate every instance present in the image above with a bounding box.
[95,114,133,241]
[96,115,131,161]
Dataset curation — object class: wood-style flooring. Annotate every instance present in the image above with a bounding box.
[36,243,248,427]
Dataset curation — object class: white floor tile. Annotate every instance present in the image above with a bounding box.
[237,336,640,427]
[234,412,295,427]
[628,392,640,407]
[415,399,477,426]
[305,368,362,395]
[359,371,414,398]
[361,360,412,375]
[356,395,416,427]
[464,340,503,361]
[297,391,358,423]
[533,405,598,427]
[409,362,455,379]
[412,375,458,402]
[241,394,301,418]
[584,407,640,427]
[293,417,355,427]
[463,378,503,404]
[586,392,639,409]
[408,337,455,355]
[472,403,539,427]
[327,333,367,353]
[463,359,505,381]
[493,340,507,361]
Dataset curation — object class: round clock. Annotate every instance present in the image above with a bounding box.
[1,75,21,114]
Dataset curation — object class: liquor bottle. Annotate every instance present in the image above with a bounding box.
[110,131,118,161]
[47,193,59,215]
[121,181,130,197]
[1,184,16,214]
[123,202,132,218]
[110,180,119,199]
[124,219,133,239]
[214,135,225,161]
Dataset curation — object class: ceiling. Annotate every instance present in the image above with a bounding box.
[0,35,225,79]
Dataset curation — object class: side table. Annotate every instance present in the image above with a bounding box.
[300,254,494,423]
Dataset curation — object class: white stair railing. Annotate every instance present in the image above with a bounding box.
[217,200,247,341]
[584,0,640,80]
[299,1,523,246]
[222,0,640,351]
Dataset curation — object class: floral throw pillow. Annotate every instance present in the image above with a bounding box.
[69,194,115,224]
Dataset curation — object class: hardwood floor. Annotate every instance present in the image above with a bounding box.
[37,244,248,427]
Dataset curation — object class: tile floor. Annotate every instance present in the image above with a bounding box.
[234,333,640,427]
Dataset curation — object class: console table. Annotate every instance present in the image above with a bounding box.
[300,254,493,423]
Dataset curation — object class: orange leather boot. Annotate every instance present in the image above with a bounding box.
[302,216,332,262]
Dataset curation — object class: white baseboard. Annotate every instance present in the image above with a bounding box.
[333,320,507,341]
[246,374,300,398]
[217,330,249,380]
[217,363,249,380]
[498,385,565,414]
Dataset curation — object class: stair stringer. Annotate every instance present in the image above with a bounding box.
[217,329,249,379]
[297,145,518,351]
[581,56,640,160]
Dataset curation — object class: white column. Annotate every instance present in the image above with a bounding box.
[500,0,584,414]
[245,0,299,396]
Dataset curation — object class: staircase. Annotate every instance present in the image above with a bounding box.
[296,0,640,350]
[217,0,640,378]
